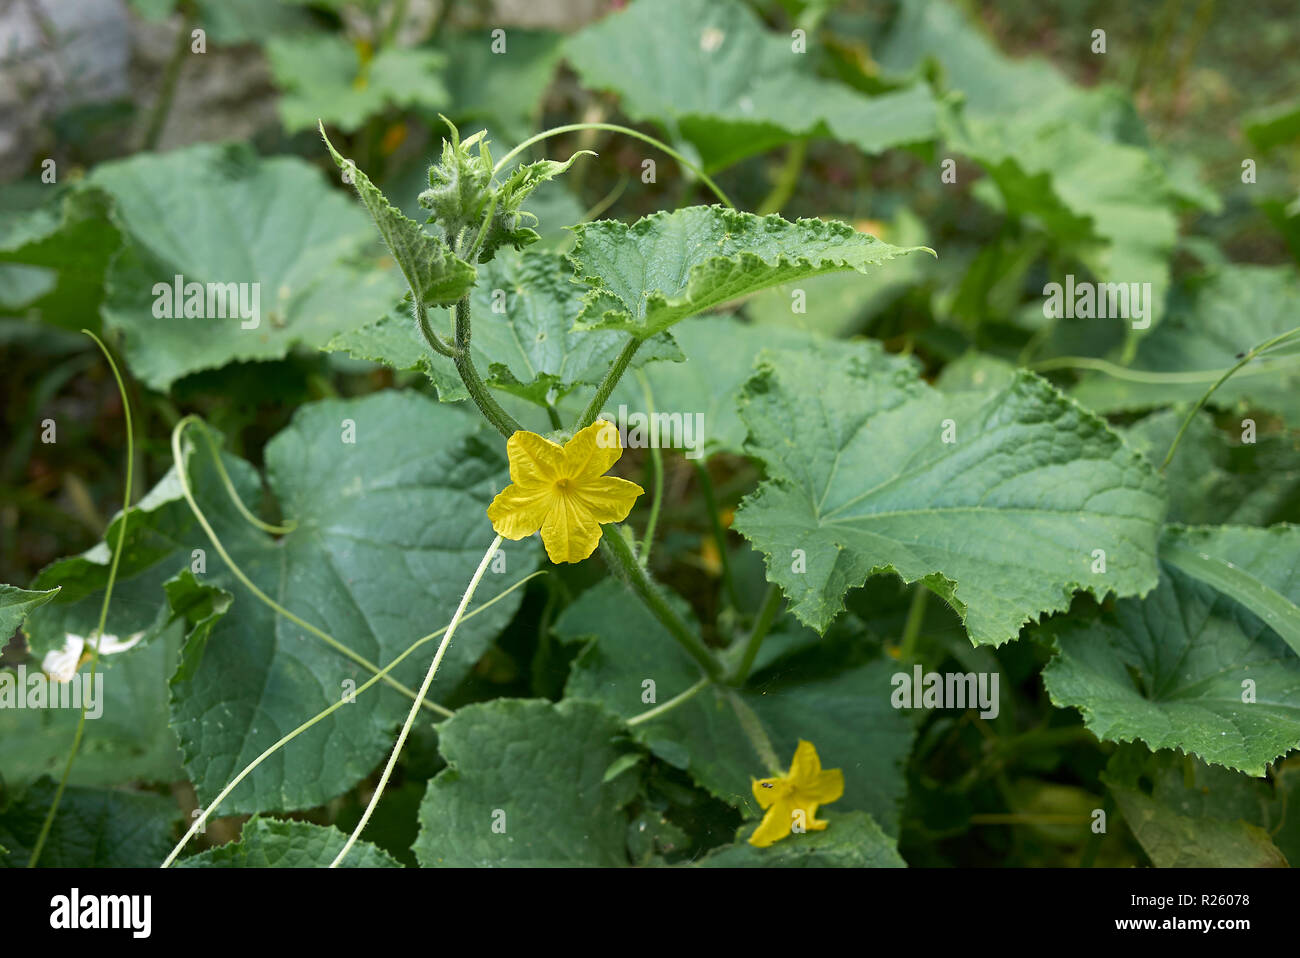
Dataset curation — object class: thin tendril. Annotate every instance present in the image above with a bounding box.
[186,418,297,535]
[330,534,504,867]
[493,123,735,210]
[28,331,134,868]
[170,416,441,713]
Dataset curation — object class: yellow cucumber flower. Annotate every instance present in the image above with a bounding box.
[748,740,844,847]
[487,420,644,564]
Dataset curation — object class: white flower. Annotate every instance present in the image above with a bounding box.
[40,631,145,683]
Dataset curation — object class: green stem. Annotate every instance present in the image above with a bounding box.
[29,331,134,868]
[576,336,641,431]
[331,534,504,867]
[694,460,740,611]
[142,1,194,150]
[415,302,455,358]
[635,370,663,564]
[1161,324,1300,471]
[600,528,724,682]
[730,584,782,684]
[450,298,523,438]
[899,582,929,661]
[493,123,734,209]
[756,140,807,216]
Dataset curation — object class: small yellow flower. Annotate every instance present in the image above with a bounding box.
[487,420,644,564]
[748,740,844,847]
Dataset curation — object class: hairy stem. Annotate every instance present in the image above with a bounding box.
[415,302,455,357]
[635,370,663,563]
[576,336,641,431]
[600,528,725,682]
[450,298,523,438]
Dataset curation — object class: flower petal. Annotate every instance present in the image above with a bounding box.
[571,475,644,524]
[751,776,784,809]
[487,483,554,540]
[506,430,566,486]
[539,493,605,563]
[788,739,824,784]
[562,419,624,481]
[747,801,795,847]
[801,768,845,806]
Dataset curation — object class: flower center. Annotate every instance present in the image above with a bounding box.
[554,477,572,492]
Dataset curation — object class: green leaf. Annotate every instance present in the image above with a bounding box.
[329,248,681,405]
[0,614,185,788]
[1123,409,1300,527]
[89,143,402,390]
[605,315,819,458]
[1102,746,1289,867]
[566,0,937,171]
[553,580,915,835]
[268,35,447,133]
[0,585,59,644]
[1159,525,1300,660]
[27,392,537,814]
[569,206,929,339]
[694,811,905,867]
[1041,562,1300,776]
[414,699,637,866]
[320,125,476,308]
[0,188,121,329]
[731,340,1166,643]
[0,779,179,868]
[176,816,400,868]
[1070,265,1300,420]
[1243,98,1300,153]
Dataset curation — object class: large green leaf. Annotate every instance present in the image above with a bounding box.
[1123,409,1300,527]
[328,248,682,405]
[320,127,476,309]
[89,143,402,390]
[694,811,905,867]
[268,35,447,133]
[604,316,821,458]
[26,392,537,814]
[553,580,915,835]
[414,699,637,866]
[1159,525,1300,660]
[176,816,399,868]
[569,206,928,340]
[1102,746,1289,867]
[1041,562,1300,776]
[566,0,936,171]
[1071,265,1300,420]
[731,340,1167,643]
[0,779,179,868]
